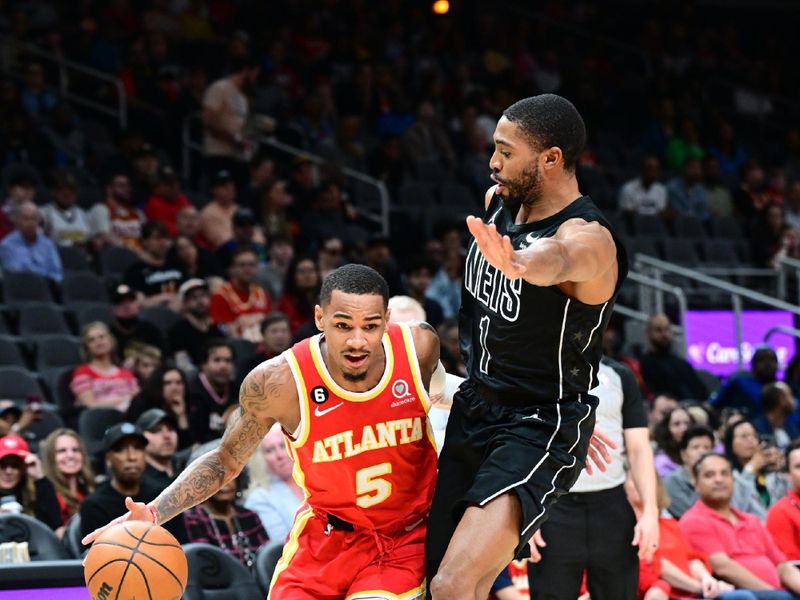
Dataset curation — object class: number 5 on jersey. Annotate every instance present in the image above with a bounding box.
[356,463,392,508]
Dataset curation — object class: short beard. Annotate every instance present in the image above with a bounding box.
[506,162,543,206]
[342,370,368,382]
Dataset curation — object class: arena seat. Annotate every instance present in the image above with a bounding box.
[35,335,81,370]
[18,304,72,337]
[2,272,53,306]
[0,366,45,401]
[62,514,83,559]
[0,335,26,367]
[0,513,69,561]
[100,245,140,280]
[78,407,125,469]
[254,541,284,595]
[182,543,263,600]
[57,246,91,272]
[62,272,109,304]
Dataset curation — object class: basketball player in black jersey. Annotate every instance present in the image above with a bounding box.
[425,94,648,599]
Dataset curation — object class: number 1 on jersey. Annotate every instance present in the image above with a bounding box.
[356,463,392,508]
[478,315,491,374]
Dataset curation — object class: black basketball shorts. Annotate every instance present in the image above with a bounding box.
[425,380,597,573]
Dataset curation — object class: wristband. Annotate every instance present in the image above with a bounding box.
[146,505,158,525]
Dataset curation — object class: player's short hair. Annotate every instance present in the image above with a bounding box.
[320,264,389,309]
[502,94,586,172]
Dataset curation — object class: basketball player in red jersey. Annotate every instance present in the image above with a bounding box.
[83,264,441,599]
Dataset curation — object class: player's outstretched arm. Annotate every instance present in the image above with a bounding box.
[467,216,617,289]
[82,357,294,545]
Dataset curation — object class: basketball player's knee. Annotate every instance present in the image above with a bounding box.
[429,570,470,599]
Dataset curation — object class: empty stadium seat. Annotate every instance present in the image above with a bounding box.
[710,216,743,239]
[0,513,69,561]
[398,182,437,207]
[2,272,53,305]
[182,543,263,600]
[673,215,706,240]
[62,514,83,559]
[0,366,45,400]
[100,246,140,280]
[75,303,113,329]
[18,304,72,336]
[0,335,26,367]
[24,408,65,446]
[63,272,109,304]
[632,214,669,238]
[702,239,739,266]
[254,541,284,595]
[35,335,81,370]
[139,306,180,334]
[57,246,91,272]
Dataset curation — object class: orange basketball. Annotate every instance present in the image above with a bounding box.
[83,521,188,600]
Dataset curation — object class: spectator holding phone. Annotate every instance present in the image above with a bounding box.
[753,383,800,450]
[724,418,789,520]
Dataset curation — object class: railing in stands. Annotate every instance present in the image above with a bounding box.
[776,256,800,305]
[614,270,688,356]
[0,36,128,130]
[181,112,391,236]
[635,253,800,370]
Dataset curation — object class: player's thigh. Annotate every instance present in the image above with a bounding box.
[348,523,426,600]
[436,492,522,584]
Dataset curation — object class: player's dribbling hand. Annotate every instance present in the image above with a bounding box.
[466,216,526,280]
[583,428,617,475]
[80,497,154,546]
[527,529,546,563]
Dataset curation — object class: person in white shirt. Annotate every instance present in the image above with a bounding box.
[618,156,668,216]
[528,357,658,600]
[41,171,90,247]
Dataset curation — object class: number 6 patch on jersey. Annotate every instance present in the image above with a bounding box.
[310,386,329,404]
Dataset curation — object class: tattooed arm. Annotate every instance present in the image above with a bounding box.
[81,356,297,544]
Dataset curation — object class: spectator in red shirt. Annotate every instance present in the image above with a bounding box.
[766,441,800,562]
[680,452,800,598]
[277,255,321,335]
[144,166,191,237]
[70,321,140,413]
[210,246,272,342]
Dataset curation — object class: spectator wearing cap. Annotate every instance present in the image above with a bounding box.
[202,55,259,192]
[40,170,90,247]
[200,168,239,250]
[109,283,166,357]
[123,220,185,309]
[187,339,236,443]
[144,166,191,238]
[71,321,139,413]
[87,170,143,252]
[0,201,63,282]
[211,246,272,342]
[79,423,187,549]
[0,434,62,532]
[136,408,180,493]
[215,206,267,270]
[168,278,225,369]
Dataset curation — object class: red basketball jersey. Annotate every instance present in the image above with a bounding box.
[282,322,438,530]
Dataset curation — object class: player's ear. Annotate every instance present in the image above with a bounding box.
[384,308,391,324]
[542,146,562,170]
[314,304,324,331]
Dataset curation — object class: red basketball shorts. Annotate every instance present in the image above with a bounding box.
[269,506,426,599]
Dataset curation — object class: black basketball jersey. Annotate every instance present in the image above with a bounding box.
[459,193,628,402]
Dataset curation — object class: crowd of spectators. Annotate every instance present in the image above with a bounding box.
[1,1,800,598]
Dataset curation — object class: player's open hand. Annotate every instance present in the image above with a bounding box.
[584,428,617,475]
[81,497,154,546]
[632,507,659,560]
[527,529,546,563]
[466,216,526,280]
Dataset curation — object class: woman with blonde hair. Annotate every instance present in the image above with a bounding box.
[70,321,139,413]
[40,428,95,531]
